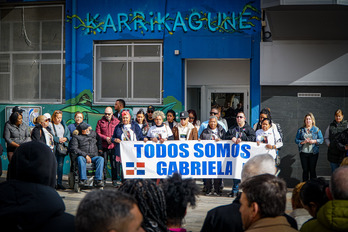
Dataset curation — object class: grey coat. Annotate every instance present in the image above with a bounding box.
[3,121,31,146]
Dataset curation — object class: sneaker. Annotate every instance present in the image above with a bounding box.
[215,191,222,196]
[112,180,118,187]
[94,180,104,187]
[79,180,87,186]
[205,191,213,196]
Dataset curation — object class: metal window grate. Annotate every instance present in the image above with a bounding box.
[297,93,321,98]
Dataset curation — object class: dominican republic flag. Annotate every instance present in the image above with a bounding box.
[125,162,145,175]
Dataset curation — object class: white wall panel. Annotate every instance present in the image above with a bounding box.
[187,60,250,86]
[261,41,348,86]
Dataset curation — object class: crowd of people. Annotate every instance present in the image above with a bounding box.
[2,103,348,190]
[1,102,348,231]
[2,141,348,232]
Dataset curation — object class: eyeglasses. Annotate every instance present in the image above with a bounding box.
[210,112,218,115]
[189,117,195,120]
[180,118,187,121]
[45,119,50,122]
[148,111,154,114]
[104,113,112,115]
[236,116,244,118]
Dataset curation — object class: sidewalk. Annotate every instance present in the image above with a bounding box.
[0,173,293,232]
[57,177,294,232]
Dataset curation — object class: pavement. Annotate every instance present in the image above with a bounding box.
[57,177,294,232]
[1,173,293,232]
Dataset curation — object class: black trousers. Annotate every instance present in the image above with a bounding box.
[205,178,222,193]
[102,148,117,181]
[300,152,318,181]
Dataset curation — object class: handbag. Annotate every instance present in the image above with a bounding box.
[57,143,68,156]
[53,124,68,156]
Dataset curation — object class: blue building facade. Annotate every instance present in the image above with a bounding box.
[0,0,261,173]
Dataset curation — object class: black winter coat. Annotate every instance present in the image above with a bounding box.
[336,128,348,154]
[200,124,226,140]
[31,124,53,144]
[225,122,256,141]
[70,130,101,158]
[0,180,75,232]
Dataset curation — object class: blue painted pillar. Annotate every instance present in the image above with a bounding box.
[250,34,261,126]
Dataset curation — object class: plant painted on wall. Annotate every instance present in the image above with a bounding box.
[67,2,260,35]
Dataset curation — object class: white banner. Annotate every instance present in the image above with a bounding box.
[120,140,274,179]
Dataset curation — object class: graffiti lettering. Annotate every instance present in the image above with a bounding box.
[68,4,260,35]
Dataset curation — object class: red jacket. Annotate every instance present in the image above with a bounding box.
[96,116,119,149]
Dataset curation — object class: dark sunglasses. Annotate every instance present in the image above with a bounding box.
[210,112,218,115]
[189,117,195,120]
[236,116,244,118]
[104,113,112,115]
[148,111,154,113]
[45,119,50,122]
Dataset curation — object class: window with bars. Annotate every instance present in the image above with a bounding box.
[0,5,65,103]
[94,41,163,105]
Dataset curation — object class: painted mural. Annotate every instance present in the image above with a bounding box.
[0,89,180,174]
[67,2,259,35]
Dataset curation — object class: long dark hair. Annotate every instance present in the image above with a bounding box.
[188,109,198,126]
[166,110,177,122]
[9,112,21,125]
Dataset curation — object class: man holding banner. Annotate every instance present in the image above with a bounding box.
[225,111,256,197]
[200,115,226,196]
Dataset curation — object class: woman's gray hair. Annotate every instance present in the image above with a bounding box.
[209,116,218,121]
[241,154,276,182]
[153,111,165,120]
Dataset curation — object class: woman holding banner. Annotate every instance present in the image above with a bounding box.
[113,110,147,183]
[256,118,283,159]
[147,111,174,143]
[200,115,226,196]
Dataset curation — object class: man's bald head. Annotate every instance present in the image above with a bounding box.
[330,166,348,200]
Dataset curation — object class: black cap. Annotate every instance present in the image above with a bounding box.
[77,122,89,131]
[147,105,155,112]
[12,106,25,113]
[180,111,189,119]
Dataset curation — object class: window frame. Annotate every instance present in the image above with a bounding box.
[0,4,65,104]
[93,42,163,105]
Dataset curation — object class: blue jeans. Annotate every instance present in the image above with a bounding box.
[330,162,340,173]
[56,154,65,185]
[77,156,104,180]
[232,179,240,194]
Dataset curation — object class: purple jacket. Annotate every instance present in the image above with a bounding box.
[96,115,120,149]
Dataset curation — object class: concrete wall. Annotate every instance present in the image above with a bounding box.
[261,86,348,187]
[261,41,348,85]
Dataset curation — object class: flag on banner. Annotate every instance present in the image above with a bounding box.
[126,162,145,175]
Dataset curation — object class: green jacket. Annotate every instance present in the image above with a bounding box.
[300,200,348,232]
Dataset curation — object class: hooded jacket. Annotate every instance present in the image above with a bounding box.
[0,141,74,232]
[300,200,348,232]
[70,130,101,158]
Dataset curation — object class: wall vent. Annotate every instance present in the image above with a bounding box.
[297,93,321,98]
